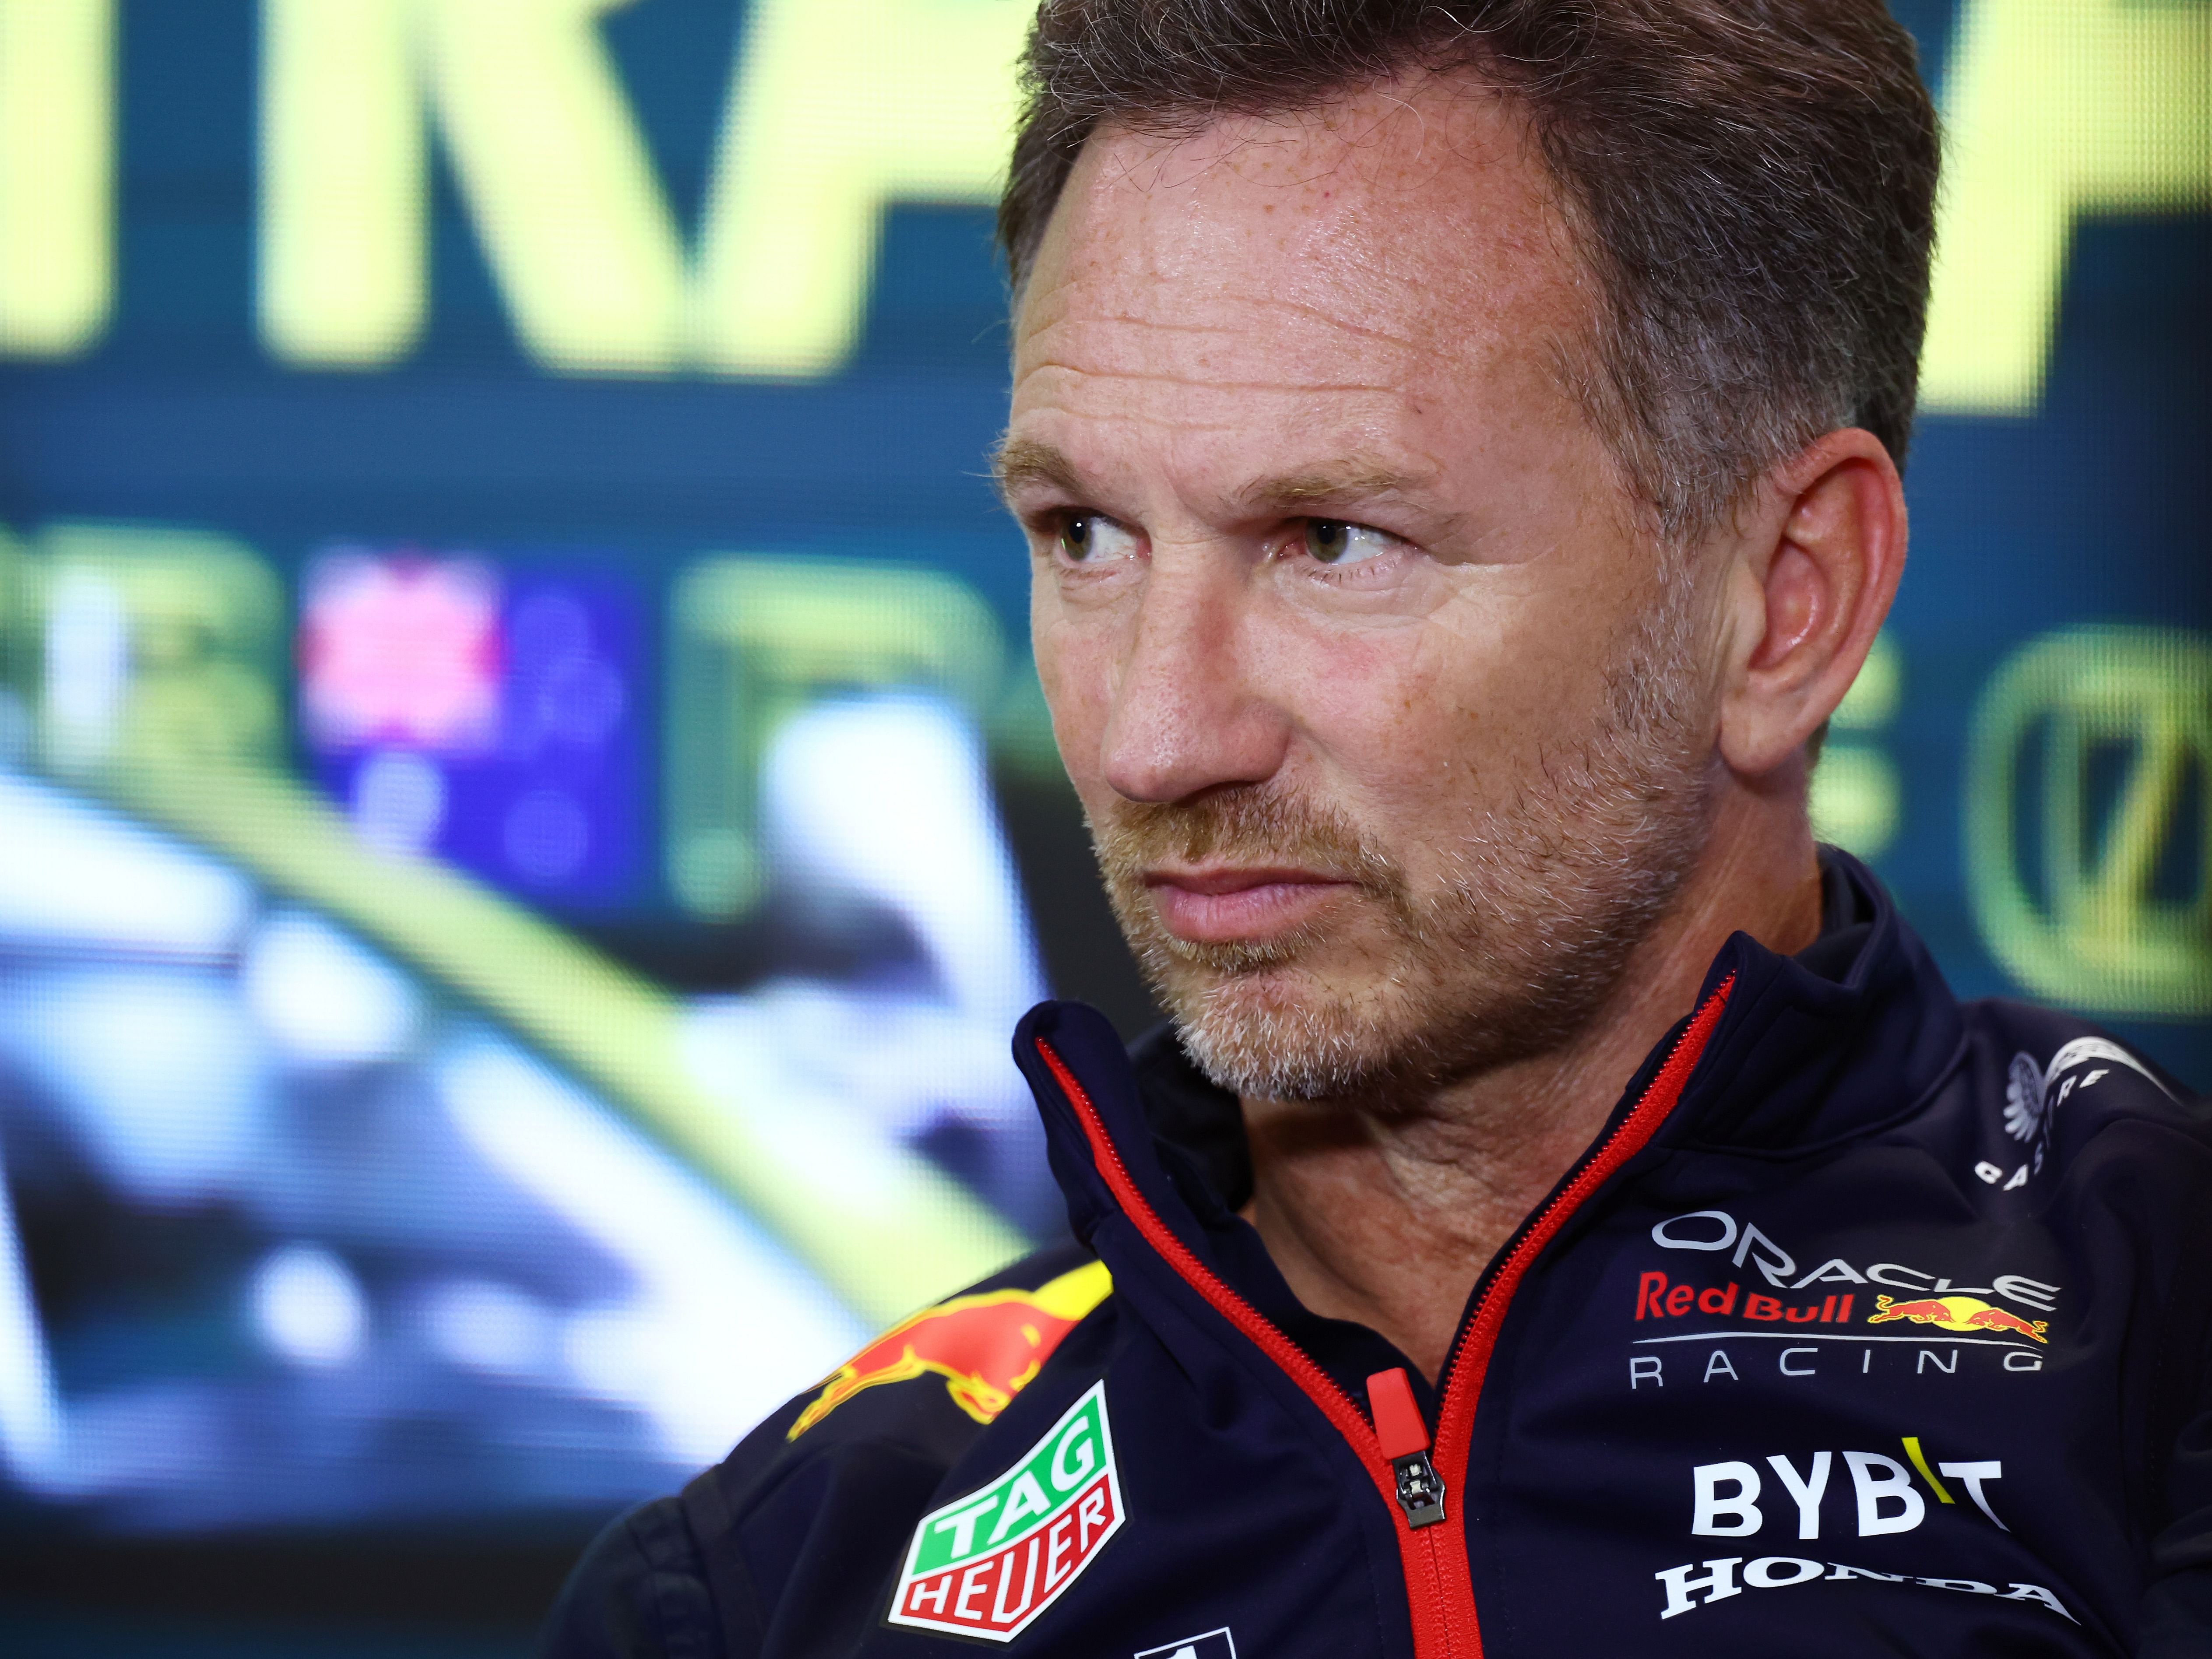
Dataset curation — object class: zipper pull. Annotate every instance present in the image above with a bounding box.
[1367,1367,1445,1529]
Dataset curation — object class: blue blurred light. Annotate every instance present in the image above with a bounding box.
[0,772,252,956]
[249,1244,369,1371]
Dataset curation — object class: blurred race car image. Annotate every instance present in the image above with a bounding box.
[0,733,1039,1538]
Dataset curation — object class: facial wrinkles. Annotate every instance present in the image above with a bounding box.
[1019,160,1466,428]
[1013,338,1453,544]
[1015,298,1585,566]
[1018,321,1421,443]
[1027,88,1702,1102]
[1091,560,1716,1105]
[1034,286,1430,359]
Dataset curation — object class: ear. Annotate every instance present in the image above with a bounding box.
[1716,429,1907,778]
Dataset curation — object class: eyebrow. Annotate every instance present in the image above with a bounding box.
[991,436,1086,508]
[994,438,1437,520]
[1237,463,1436,515]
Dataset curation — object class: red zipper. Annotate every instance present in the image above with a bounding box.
[1034,972,1733,1659]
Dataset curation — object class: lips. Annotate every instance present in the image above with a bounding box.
[1143,866,1354,945]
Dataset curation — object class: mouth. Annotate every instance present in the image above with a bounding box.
[1141,865,1356,945]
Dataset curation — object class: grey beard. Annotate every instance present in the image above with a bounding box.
[1093,571,1716,1106]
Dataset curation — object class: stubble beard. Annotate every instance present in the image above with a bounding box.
[1090,573,1717,1106]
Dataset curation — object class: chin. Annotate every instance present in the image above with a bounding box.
[1124,892,1584,1103]
[1160,958,1451,1104]
[1155,924,1664,1106]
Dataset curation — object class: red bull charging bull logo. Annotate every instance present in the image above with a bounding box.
[1867,1294,2049,1342]
[790,1260,1113,1438]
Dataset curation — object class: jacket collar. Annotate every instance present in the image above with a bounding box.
[1016,850,1965,1256]
[1657,847,1966,1153]
[1013,992,1428,1403]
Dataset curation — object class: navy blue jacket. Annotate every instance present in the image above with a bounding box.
[542,856,2212,1656]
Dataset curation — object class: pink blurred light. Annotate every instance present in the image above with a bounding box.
[301,554,504,752]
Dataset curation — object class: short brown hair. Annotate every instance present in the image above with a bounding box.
[999,0,1940,541]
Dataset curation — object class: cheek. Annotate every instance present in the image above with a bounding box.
[1260,621,1463,781]
[1265,608,1597,816]
[1031,601,1114,787]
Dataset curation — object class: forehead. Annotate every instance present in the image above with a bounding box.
[1012,77,1596,448]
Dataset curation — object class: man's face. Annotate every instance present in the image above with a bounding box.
[1004,79,1720,1103]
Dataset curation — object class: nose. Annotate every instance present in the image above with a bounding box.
[1098,552,1289,804]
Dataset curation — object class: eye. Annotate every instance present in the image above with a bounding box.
[1057,513,1141,564]
[1302,520,1398,565]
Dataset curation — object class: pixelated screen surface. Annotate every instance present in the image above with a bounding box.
[0,0,2203,1648]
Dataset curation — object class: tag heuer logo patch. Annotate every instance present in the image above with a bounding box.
[888,1381,1124,1641]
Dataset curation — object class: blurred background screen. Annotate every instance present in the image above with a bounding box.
[0,0,2203,1652]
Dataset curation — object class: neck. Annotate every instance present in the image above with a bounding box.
[1238,777,1823,1381]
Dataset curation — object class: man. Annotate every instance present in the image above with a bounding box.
[544,1,2212,1653]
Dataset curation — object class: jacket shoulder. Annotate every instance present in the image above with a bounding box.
[1955,998,2208,1142]
[540,1240,1113,1659]
[538,1492,721,1659]
[691,1238,1112,1649]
